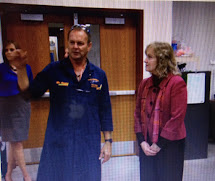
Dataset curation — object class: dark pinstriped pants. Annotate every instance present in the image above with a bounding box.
[139,139,185,181]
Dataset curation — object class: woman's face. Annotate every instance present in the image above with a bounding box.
[144,47,158,75]
[5,43,16,62]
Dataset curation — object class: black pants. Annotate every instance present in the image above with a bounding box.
[139,139,185,181]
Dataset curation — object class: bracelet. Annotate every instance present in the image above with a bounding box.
[105,139,112,143]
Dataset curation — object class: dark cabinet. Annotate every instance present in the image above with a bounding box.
[209,100,215,140]
[182,71,211,160]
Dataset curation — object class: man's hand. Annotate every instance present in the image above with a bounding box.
[140,141,157,156]
[99,141,112,164]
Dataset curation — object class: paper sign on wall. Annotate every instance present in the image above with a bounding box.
[187,73,205,104]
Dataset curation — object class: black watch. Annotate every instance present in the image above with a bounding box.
[105,139,113,143]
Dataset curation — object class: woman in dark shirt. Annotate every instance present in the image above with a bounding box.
[0,40,33,181]
[134,42,187,181]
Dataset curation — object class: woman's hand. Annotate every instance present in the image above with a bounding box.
[150,143,161,153]
[12,49,28,70]
[140,141,157,156]
[11,49,30,91]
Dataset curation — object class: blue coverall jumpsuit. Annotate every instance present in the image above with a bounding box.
[29,58,113,181]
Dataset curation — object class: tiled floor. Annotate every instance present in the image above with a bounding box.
[4,142,215,181]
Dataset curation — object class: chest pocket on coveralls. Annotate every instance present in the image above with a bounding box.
[85,78,102,106]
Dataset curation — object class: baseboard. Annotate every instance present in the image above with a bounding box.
[5,141,136,163]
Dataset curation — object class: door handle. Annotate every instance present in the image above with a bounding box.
[43,90,136,97]
[109,90,135,96]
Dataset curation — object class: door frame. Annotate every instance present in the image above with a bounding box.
[0,3,143,160]
[0,3,143,87]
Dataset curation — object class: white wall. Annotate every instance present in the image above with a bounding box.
[0,0,173,78]
[173,1,215,99]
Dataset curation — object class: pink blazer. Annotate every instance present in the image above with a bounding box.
[134,74,187,141]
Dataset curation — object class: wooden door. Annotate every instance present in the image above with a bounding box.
[1,13,72,149]
[100,23,136,143]
[79,12,142,155]
[1,12,50,148]
[1,9,143,155]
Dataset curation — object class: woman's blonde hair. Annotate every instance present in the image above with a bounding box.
[145,42,180,78]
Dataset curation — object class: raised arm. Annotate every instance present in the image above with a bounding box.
[13,49,30,91]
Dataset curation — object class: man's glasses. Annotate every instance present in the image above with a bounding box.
[71,24,91,34]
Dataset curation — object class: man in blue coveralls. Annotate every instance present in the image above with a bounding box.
[13,24,113,181]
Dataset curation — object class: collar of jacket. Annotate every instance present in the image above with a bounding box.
[60,57,95,81]
[146,73,175,90]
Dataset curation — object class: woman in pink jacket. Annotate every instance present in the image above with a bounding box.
[134,42,187,181]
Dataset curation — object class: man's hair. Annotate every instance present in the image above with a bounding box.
[145,42,180,78]
[2,40,21,64]
[68,24,91,43]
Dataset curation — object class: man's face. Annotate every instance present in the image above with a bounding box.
[68,30,92,62]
